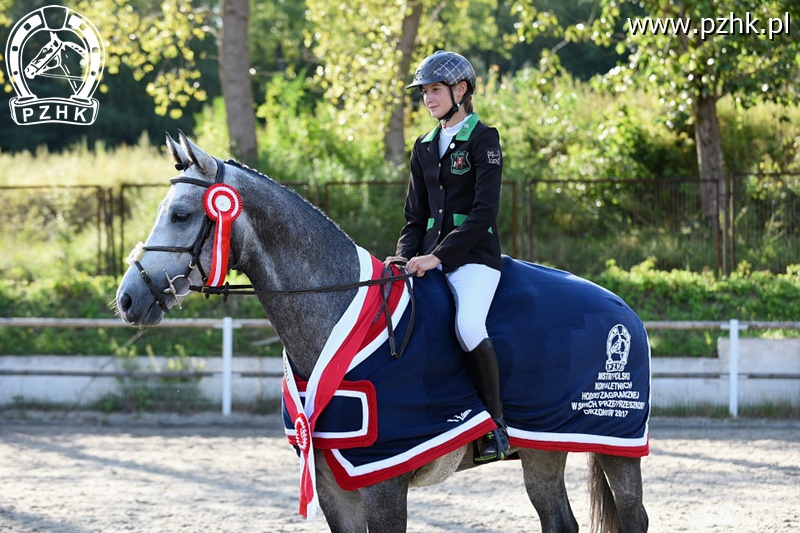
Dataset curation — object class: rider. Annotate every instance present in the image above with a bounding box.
[385,50,509,463]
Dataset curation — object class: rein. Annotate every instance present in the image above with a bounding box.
[188,269,413,299]
[134,157,417,358]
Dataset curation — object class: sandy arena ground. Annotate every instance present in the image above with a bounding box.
[1,412,798,532]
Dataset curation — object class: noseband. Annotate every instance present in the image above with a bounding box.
[132,158,224,314]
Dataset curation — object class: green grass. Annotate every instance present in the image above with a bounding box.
[0,134,171,187]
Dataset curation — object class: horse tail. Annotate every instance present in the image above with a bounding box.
[587,453,620,533]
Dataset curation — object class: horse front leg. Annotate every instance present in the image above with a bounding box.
[315,452,413,533]
[360,472,414,533]
[315,451,367,532]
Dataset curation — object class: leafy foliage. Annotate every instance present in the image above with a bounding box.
[3,263,800,358]
[0,271,279,357]
[513,0,800,120]
[75,0,210,119]
[595,259,800,356]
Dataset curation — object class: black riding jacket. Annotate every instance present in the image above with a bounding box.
[395,114,503,273]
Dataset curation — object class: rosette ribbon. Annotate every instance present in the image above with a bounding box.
[203,183,243,287]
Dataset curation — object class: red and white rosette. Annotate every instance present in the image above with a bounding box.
[283,365,320,519]
[203,183,242,286]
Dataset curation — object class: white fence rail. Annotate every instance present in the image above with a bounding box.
[0,317,276,416]
[2,317,800,416]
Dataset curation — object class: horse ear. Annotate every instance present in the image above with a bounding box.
[165,132,188,171]
[177,129,215,175]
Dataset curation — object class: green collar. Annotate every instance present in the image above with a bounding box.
[421,113,480,143]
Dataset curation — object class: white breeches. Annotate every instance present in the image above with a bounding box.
[444,263,501,352]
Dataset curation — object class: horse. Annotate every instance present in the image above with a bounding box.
[115,131,649,533]
[24,31,86,92]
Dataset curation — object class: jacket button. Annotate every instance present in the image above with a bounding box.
[438,209,443,214]
[439,185,444,190]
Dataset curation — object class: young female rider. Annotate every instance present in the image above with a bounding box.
[385,50,508,463]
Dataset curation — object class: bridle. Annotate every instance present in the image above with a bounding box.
[132,157,416,358]
[131,158,222,316]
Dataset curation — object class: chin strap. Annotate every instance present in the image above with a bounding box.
[440,84,473,126]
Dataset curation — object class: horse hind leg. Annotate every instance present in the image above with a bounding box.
[518,449,579,533]
[589,453,648,533]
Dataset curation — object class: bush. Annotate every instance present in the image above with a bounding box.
[591,260,800,356]
[3,263,800,358]
[0,271,279,357]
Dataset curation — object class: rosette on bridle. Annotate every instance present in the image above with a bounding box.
[203,183,242,286]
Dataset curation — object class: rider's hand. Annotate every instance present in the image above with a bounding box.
[384,255,408,267]
[405,254,441,277]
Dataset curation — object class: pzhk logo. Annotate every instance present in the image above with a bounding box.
[605,324,631,372]
[5,5,105,126]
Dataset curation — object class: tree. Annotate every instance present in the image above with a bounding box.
[75,0,210,120]
[385,1,423,166]
[513,0,800,215]
[305,0,506,166]
[219,0,257,163]
[0,0,16,87]
[71,0,259,162]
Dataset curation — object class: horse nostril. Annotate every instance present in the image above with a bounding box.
[119,292,133,313]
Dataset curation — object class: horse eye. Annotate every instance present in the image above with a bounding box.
[171,211,191,223]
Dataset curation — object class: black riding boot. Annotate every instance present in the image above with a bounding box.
[465,338,510,463]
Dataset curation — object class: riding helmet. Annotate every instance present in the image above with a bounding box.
[406,50,476,91]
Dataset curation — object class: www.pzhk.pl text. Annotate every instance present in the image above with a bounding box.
[628,12,791,41]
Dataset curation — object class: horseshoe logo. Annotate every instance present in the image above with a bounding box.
[5,5,105,125]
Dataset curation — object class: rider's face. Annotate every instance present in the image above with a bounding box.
[420,81,468,120]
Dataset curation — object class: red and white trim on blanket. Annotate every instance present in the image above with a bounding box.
[286,378,379,450]
[281,246,409,520]
[508,425,650,458]
[323,412,493,491]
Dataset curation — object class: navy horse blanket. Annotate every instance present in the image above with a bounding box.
[283,250,650,513]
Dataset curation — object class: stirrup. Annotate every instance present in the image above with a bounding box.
[473,427,509,464]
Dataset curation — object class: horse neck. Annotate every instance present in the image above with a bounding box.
[227,168,362,378]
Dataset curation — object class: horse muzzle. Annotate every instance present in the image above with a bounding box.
[116,288,166,327]
[116,265,180,327]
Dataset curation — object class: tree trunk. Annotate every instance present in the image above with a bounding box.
[220,0,258,164]
[694,95,725,217]
[384,0,423,166]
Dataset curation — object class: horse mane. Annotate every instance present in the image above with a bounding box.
[224,158,356,246]
[223,158,270,181]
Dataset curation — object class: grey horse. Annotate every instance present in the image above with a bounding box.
[116,132,648,533]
